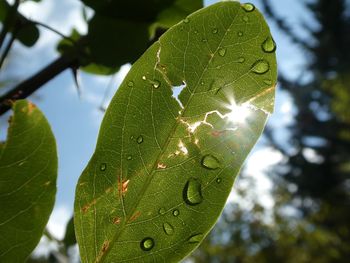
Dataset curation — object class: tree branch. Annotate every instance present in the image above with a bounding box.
[0,54,79,115]
[0,0,20,50]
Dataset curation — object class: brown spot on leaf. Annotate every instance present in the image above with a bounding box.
[211,130,227,137]
[112,217,121,225]
[101,240,109,253]
[81,199,96,213]
[27,102,36,114]
[118,179,130,196]
[128,211,141,223]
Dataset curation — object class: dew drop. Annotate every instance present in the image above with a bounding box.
[242,3,255,12]
[142,75,147,81]
[194,30,198,34]
[163,222,174,235]
[218,47,226,57]
[127,81,134,87]
[137,135,144,144]
[140,237,154,251]
[238,31,243,37]
[262,36,276,53]
[183,178,203,206]
[158,208,166,215]
[100,163,107,171]
[251,60,270,74]
[152,80,161,89]
[172,209,180,217]
[243,16,249,22]
[264,79,273,85]
[212,28,218,34]
[216,178,222,184]
[183,18,189,24]
[127,155,132,160]
[201,155,221,170]
[188,233,203,244]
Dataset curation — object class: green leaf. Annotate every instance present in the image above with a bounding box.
[151,0,203,33]
[75,2,277,262]
[81,0,177,20]
[87,14,151,68]
[0,100,58,262]
[63,217,76,248]
[16,22,40,47]
[0,1,40,47]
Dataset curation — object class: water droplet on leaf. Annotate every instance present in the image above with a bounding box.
[188,233,203,244]
[218,48,226,57]
[163,222,174,235]
[127,155,132,160]
[201,155,221,170]
[183,18,189,24]
[262,36,276,53]
[243,16,249,22]
[173,209,180,217]
[183,178,203,206]
[251,60,270,74]
[264,79,273,85]
[216,178,222,184]
[152,80,161,89]
[158,208,166,215]
[242,3,255,12]
[140,237,154,251]
[137,135,144,144]
[212,28,218,34]
[100,163,107,171]
[142,76,147,81]
[238,31,243,37]
[127,81,134,87]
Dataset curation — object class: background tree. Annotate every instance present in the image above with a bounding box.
[190,0,350,262]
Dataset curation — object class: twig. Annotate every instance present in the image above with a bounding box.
[31,20,76,45]
[0,32,16,69]
[0,54,79,115]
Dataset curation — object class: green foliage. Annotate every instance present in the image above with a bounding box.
[0,100,57,262]
[57,0,203,75]
[74,2,276,262]
[63,217,76,248]
[0,1,40,47]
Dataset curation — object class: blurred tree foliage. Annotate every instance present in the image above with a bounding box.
[190,0,350,262]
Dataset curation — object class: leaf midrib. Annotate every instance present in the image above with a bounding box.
[95,5,243,262]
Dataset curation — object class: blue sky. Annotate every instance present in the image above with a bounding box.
[0,0,309,243]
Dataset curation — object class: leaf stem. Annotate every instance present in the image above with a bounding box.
[0,0,20,50]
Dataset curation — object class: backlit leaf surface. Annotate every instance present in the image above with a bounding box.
[75,2,277,262]
[0,100,57,262]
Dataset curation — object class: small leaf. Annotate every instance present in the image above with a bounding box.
[16,22,40,47]
[0,100,58,262]
[151,0,203,32]
[87,14,150,68]
[0,1,40,47]
[81,0,177,20]
[75,2,277,262]
[63,217,76,248]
